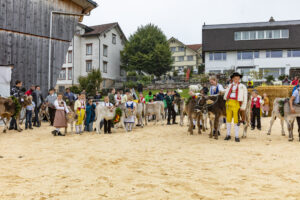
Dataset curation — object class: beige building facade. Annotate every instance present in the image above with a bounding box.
[168,37,202,75]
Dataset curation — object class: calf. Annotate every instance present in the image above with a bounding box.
[65,106,76,134]
[0,96,31,133]
[267,98,286,136]
[281,99,300,141]
[39,102,50,123]
[136,102,145,127]
[189,84,202,93]
[144,101,165,125]
[185,97,206,135]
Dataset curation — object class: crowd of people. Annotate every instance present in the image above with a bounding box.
[7,71,300,141]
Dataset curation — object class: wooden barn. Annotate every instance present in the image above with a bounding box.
[0,0,97,95]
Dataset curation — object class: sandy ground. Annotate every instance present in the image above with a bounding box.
[1,117,300,200]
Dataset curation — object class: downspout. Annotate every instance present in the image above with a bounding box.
[48,11,89,90]
[72,36,75,85]
[98,36,101,90]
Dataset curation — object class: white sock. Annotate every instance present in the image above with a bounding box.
[266,111,268,116]
[193,120,196,126]
[235,124,239,138]
[75,126,79,133]
[79,125,82,133]
[226,123,231,136]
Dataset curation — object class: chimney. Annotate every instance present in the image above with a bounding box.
[269,16,275,22]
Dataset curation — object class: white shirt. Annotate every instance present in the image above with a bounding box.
[101,102,113,107]
[210,84,224,95]
[54,99,69,113]
[229,84,238,98]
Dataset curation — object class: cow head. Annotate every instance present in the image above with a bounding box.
[19,95,32,108]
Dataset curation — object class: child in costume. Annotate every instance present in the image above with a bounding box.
[223,72,248,142]
[262,93,270,117]
[124,95,136,132]
[74,93,86,134]
[251,90,263,130]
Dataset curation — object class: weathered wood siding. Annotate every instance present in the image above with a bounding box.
[0,0,85,95]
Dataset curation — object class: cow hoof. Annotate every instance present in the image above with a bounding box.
[18,129,22,132]
[242,136,246,139]
[288,138,293,142]
[267,133,271,135]
[3,130,6,133]
[282,133,286,136]
[209,134,213,138]
[214,137,218,140]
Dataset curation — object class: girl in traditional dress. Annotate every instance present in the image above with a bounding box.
[52,93,69,136]
[209,76,224,95]
[124,95,136,132]
[115,91,122,106]
[74,93,86,134]
[262,93,270,117]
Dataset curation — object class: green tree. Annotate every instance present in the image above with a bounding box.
[121,24,173,77]
[78,69,102,96]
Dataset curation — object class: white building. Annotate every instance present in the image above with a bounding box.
[56,23,127,92]
[202,18,300,81]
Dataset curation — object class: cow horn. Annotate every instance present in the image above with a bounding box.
[206,99,214,105]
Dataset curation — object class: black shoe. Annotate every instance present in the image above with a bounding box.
[193,125,196,129]
[235,137,240,142]
[136,124,141,127]
[29,127,33,130]
[167,122,171,125]
[52,130,57,136]
[25,127,28,130]
[224,135,231,140]
[108,131,112,134]
[57,132,65,136]
[251,127,255,130]
[218,131,221,136]
[173,122,178,125]
[8,127,14,130]
[258,128,261,131]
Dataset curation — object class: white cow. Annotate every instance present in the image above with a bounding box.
[271,80,283,86]
[95,104,126,134]
[136,102,145,127]
[189,84,203,93]
[267,98,287,136]
[145,101,165,125]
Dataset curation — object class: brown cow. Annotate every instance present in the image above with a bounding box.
[0,96,32,133]
[185,96,206,135]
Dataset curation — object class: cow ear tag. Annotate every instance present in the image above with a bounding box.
[206,99,214,105]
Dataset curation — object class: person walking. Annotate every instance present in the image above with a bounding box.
[74,92,86,134]
[25,96,35,130]
[45,88,57,126]
[223,72,248,142]
[52,93,69,136]
[32,85,44,127]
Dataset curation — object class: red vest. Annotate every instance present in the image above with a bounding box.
[251,97,261,108]
[226,83,239,100]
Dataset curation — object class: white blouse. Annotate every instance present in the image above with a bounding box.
[54,99,69,113]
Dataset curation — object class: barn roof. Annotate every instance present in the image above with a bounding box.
[71,0,98,13]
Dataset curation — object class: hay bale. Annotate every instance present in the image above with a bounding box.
[248,86,294,116]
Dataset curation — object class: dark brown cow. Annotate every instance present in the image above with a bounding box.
[185,97,205,135]
[0,96,32,133]
[196,94,251,140]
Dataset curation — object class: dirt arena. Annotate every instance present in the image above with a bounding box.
[1,117,300,200]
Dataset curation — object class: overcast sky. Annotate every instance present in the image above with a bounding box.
[83,0,300,44]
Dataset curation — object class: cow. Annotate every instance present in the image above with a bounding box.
[185,96,206,135]
[65,106,76,134]
[39,102,50,123]
[189,84,203,93]
[0,96,32,133]
[136,102,145,127]
[267,98,286,136]
[144,101,165,125]
[271,80,283,86]
[95,104,126,134]
[196,94,251,139]
[173,95,185,126]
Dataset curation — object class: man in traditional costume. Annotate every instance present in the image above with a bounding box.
[223,72,248,142]
[74,93,86,134]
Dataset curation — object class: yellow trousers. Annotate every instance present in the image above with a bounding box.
[76,109,85,126]
[226,99,240,124]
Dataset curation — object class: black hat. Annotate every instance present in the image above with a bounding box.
[230,72,243,79]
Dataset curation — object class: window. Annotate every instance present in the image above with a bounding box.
[170,47,176,52]
[112,34,116,44]
[234,32,241,40]
[259,68,285,79]
[68,67,72,80]
[209,70,222,74]
[103,61,108,73]
[86,44,92,55]
[68,51,72,63]
[178,56,184,62]
[178,47,185,52]
[282,29,289,38]
[187,55,194,61]
[58,68,66,80]
[86,60,92,72]
[103,45,108,57]
[266,50,283,58]
[288,50,300,57]
[235,29,289,40]
[240,68,251,76]
[237,51,260,60]
[257,31,264,39]
[209,52,226,61]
